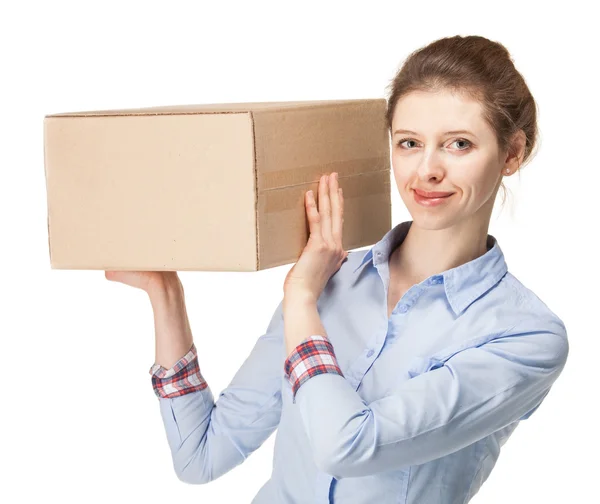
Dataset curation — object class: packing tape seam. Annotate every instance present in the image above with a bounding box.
[259,168,389,193]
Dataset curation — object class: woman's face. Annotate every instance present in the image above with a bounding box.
[390,89,508,230]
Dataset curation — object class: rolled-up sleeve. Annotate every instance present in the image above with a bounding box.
[284,334,345,400]
[150,342,208,398]
[289,316,569,479]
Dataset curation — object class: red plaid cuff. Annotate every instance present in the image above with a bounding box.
[284,335,344,403]
[149,342,208,399]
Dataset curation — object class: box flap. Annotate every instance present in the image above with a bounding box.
[45,98,383,117]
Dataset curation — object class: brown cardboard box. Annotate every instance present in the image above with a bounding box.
[43,99,391,271]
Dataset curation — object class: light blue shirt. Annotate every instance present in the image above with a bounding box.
[153,219,569,503]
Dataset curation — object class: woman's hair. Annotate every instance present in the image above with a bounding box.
[385,35,540,207]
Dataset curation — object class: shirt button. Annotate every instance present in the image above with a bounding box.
[366,349,374,357]
[398,305,408,313]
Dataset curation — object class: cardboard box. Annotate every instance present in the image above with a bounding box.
[43,99,391,271]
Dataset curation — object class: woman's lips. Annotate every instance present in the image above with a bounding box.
[413,190,454,207]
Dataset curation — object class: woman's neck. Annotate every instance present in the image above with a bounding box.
[391,219,491,283]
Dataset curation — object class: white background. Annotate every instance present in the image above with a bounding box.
[1,1,596,502]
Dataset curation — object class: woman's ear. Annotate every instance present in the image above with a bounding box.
[503,129,526,174]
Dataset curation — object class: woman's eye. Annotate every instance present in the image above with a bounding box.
[397,138,418,149]
[451,138,472,150]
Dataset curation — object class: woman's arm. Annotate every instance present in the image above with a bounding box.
[148,281,286,484]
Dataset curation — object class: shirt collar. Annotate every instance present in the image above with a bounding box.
[352,220,508,316]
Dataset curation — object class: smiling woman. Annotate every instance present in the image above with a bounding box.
[147,35,568,504]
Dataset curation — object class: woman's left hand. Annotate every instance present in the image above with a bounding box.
[283,172,348,302]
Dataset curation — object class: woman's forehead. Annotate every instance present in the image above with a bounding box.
[392,91,489,138]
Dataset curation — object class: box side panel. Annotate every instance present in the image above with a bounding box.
[253,100,391,269]
[44,114,257,271]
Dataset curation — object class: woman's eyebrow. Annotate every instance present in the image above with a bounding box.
[393,129,477,138]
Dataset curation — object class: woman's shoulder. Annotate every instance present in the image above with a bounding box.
[500,271,567,334]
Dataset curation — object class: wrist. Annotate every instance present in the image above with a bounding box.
[148,276,183,308]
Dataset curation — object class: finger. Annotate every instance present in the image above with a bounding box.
[305,189,321,238]
[329,173,344,249]
[319,174,333,245]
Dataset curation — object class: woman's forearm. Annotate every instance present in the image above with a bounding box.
[283,292,327,358]
[148,277,194,369]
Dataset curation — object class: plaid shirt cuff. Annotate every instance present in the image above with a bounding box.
[148,342,208,399]
[284,335,344,403]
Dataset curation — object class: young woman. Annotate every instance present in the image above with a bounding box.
[107,35,569,503]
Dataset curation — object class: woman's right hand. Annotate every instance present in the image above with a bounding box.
[104,270,182,298]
